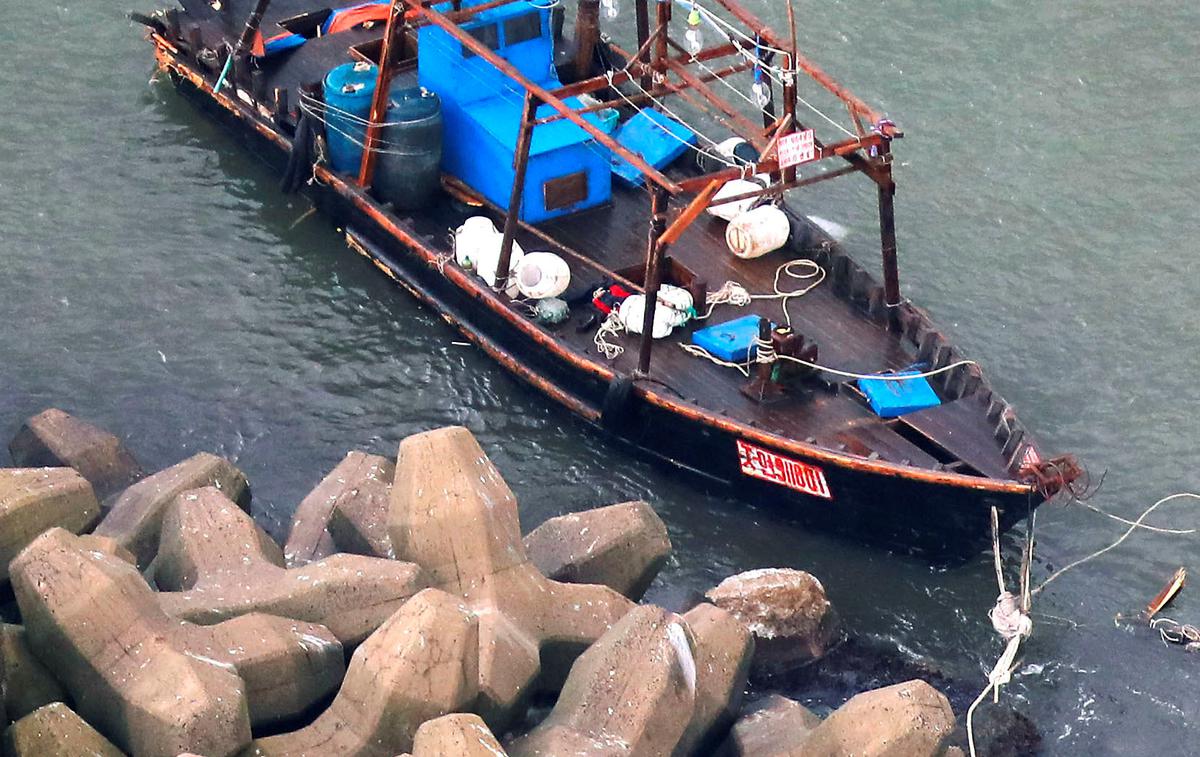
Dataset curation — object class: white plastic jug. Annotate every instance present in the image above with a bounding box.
[454,216,523,290]
[708,176,767,222]
[618,285,693,338]
[725,205,790,259]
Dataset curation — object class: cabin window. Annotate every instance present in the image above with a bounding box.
[461,22,500,57]
[544,171,589,211]
[504,13,542,46]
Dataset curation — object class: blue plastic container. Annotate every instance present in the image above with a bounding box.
[610,109,697,186]
[323,62,378,175]
[858,371,942,417]
[691,314,771,363]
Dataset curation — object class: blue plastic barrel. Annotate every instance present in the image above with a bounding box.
[322,61,378,175]
[375,87,443,210]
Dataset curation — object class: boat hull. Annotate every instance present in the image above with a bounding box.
[160,53,1035,560]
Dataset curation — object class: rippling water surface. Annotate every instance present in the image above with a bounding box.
[1,2,1198,754]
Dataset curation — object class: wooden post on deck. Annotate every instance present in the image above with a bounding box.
[357,0,405,188]
[573,0,601,80]
[652,0,671,93]
[780,0,799,183]
[635,0,652,90]
[637,186,670,375]
[497,92,540,291]
[877,141,900,306]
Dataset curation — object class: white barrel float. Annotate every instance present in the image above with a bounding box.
[515,252,571,300]
[454,216,523,291]
[707,174,770,222]
[725,205,790,259]
[618,284,693,338]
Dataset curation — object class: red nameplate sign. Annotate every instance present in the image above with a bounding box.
[737,439,832,499]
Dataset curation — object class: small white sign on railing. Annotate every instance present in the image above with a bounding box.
[777,129,816,168]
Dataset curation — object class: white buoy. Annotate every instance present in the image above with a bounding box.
[454,216,523,291]
[725,205,790,259]
[618,284,693,338]
[515,252,571,299]
[708,177,766,221]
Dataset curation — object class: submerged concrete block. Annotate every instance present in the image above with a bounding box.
[509,604,697,757]
[251,588,479,757]
[285,451,395,566]
[411,714,507,757]
[800,680,954,757]
[93,452,249,567]
[155,487,424,645]
[524,500,672,600]
[0,623,66,721]
[389,427,633,728]
[0,468,99,583]
[2,702,124,757]
[714,694,821,757]
[8,409,143,501]
[10,528,252,757]
[706,568,840,671]
[674,603,754,756]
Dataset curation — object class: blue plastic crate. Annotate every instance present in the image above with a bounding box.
[610,109,696,186]
[858,371,941,417]
[691,315,771,363]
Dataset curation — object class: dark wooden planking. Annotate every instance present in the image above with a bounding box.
[896,396,1013,479]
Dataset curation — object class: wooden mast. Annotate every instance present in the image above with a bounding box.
[638,185,670,375]
[496,92,540,291]
[357,0,405,188]
[877,140,901,306]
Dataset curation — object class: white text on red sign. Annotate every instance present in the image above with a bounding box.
[736,440,832,499]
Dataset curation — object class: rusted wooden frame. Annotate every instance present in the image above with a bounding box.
[659,179,721,247]
[707,0,884,125]
[704,163,859,209]
[534,57,755,125]
[357,0,404,187]
[658,40,768,148]
[410,1,682,193]
[635,0,651,89]
[546,25,662,101]
[638,186,670,375]
[667,77,765,152]
[405,0,522,26]
[674,131,881,193]
[496,91,539,291]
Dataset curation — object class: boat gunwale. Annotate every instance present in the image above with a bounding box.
[151,37,1034,498]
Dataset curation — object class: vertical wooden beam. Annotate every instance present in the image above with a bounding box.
[573,0,601,80]
[635,0,652,90]
[652,0,671,93]
[497,92,540,291]
[781,0,799,183]
[357,0,404,188]
[638,185,670,375]
[877,142,900,306]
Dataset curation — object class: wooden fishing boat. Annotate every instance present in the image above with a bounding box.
[133,0,1080,556]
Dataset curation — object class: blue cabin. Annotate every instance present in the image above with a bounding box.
[418,1,611,223]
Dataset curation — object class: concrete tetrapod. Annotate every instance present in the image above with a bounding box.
[93,451,249,567]
[250,588,480,757]
[389,427,635,728]
[674,603,754,756]
[11,528,252,757]
[713,694,821,757]
[509,604,698,757]
[10,528,347,755]
[409,714,508,756]
[8,409,143,501]
[523,500,672,600]
[2,702,124,757]
[799,680,955,757]
[153,487,425,645]
[0,624,66,721]
[0,467,99,583]
[286,451,395,566]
